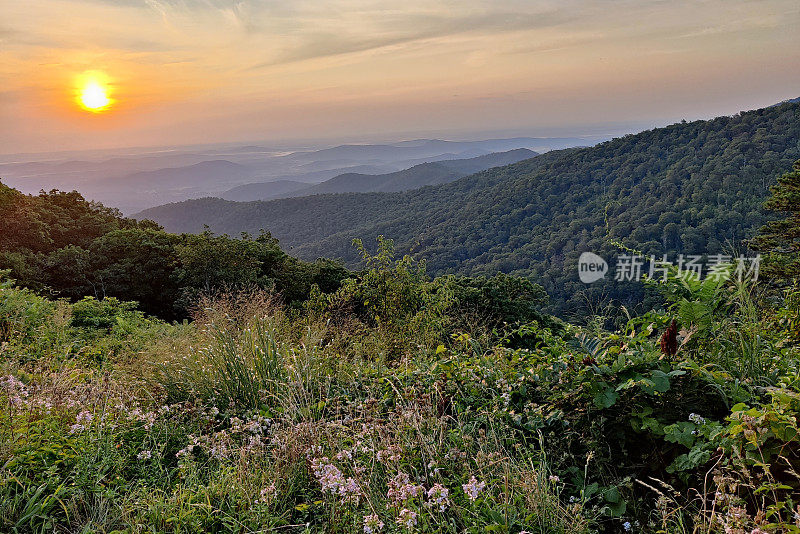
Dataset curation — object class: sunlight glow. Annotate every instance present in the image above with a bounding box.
[76,73,113,112]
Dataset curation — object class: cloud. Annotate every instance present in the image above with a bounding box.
[247,3,581,67]
[1,0,799,154]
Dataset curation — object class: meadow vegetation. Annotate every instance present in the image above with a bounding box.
[1,236,799,532]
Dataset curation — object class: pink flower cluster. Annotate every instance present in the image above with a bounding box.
[257,483,277,504]
[1,375,28,407]
[462,475,486,502]
[396,508,418,530]
[425,483,451,512]
[363,514,384,533]
[387,472,423,504]
[311,457,361,502]
[69,410,93,433]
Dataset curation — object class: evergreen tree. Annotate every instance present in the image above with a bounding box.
[750,160,800,280]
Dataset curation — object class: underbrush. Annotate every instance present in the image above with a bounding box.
[1,256,799,533]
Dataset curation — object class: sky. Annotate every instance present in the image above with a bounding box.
[1,0,799,154]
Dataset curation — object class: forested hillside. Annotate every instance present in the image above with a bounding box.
[270,148,538,197]
[139,101,800,317]
[0,184,348,319]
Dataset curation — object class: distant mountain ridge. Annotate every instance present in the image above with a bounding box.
[221,180,309,202]
[138,100,800,315]
[98,160,252,190]
[222,148,537,200]
[3,136,585,214]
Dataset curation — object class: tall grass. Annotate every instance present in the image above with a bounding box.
[150,292,288,410]
[5,275,798,532]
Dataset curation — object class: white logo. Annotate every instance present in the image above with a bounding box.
[578,252,608,283]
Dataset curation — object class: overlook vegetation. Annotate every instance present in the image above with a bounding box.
[1,226,799,532]
[139,101,800,317]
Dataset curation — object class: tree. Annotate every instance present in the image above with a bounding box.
[750,160,800,280]
[88,229,180,318]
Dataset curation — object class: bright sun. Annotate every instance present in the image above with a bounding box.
[76,72,113,113]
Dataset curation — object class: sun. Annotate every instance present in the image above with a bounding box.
[75,72,113,113]
[80,81,110,111]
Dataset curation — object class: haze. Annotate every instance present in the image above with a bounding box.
[2,0,799,154]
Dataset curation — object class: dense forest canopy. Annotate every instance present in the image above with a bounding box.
[0,184,551,327]
[0,183,349,319]
[139,101,800,317]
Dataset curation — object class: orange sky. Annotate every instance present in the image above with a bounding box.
[1,0,799,154]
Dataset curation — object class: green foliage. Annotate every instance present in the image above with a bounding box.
[155,309,287,410]
[0,272,57,347]
[70,296,141,330]
[2,261,800,532]
[750,159,800,280]
[313,237,552,357]
[0,185,349,320]
[436,272,550,332]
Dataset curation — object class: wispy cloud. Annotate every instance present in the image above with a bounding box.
[1,0,798,153]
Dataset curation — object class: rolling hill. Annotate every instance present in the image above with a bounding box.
[97,160,255,190]
[221,180,310,201]
[226,148,537,200]
[138,101,800,316]
[3,137,592,215]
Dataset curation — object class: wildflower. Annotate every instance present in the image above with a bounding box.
[312,458,346,495]
[244,418,265,434]
[427,460,441,475]
[176,444,195,459]
[229,417,243,432]
[306,445,323,459]
[376,446,402,463]
[688,413,706,425]
[363,514,384,533]
[340,477,362,502]
[462,476,486,502]
[727,506,748,520]
[388,473,424,504]
[0,375,27,394]
[397,508,417,530]
[69,410,94,433]
[623,521,632,531]
[76,410,93,424]
[209,444,228,460]
[548,475,560,484]
[1,375,28,407]
[34,399,52,412]
[258,484,277,504]
[426,483,451,512]
[137,450,152,460]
